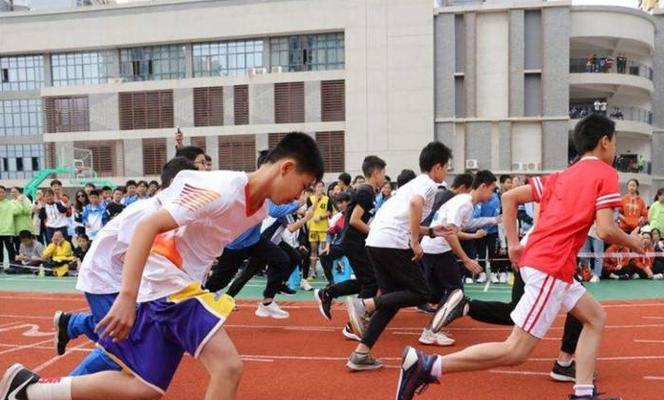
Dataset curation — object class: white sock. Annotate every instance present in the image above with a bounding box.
[26,377,72,400]
[557,359,573,367]
[574,384,594,397]
[431,356,443,378]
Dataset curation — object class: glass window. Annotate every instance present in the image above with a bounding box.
[0,55,44,92]
[51,50,115,87]
[120,45,186,81]
[0,144,44,179]
[0,99,42,137]
[270,32,344,72]
[193,39,264,77]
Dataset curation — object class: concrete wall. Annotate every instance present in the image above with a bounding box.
[434,14,455,118]
[89,93,119,131]
[123,139,143,177]
[476,12,509,119]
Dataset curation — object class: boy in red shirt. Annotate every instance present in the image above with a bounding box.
[396,114,644,400]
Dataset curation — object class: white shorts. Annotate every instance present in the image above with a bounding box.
[510,267,586,339]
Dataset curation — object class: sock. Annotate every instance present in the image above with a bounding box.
[262,300,272,306]
[574,384,595,397]
[431,356,443,378]
[26,377,73,400]
[557,359,573,367]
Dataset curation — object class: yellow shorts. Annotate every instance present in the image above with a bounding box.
[308,231,327,243]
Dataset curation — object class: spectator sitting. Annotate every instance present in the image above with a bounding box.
[351,175,365,190]
[603,243,633,280]
[9,230,44,274]
[651,228,664,276]
[42,230,75,277]
[73,233,90,270]
[632,231,662,280]
[82,190,106,240]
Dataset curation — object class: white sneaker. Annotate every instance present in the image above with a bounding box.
[464,277,474,285]
[341,324,361,342]
[490,273,499,284]
[589,275,600,283]
[477,272,487,283]
[631,273,640,280]
[255,302,289,319]
[300,278,313,291]
[418,328,455,346]
[498,272,508,284]
[609,273,620,280]
[651,273,664,280]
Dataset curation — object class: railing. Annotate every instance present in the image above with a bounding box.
[570,58,654,81]
[569,104,653,125]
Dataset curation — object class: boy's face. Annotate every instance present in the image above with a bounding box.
[79,237,89,249]
[314,182,325,196]
[51,183,62,194]
[270,161,317,204]
[113,191,123,202]
[20,237,33,247]
[148,183,159,194]
[371,168,386,189]
[102,190,112,200]
[137,184,147,195]
[381,183,392,197]
[126,185,136,195]
[478,182,497,202]
[44,192,54,203]
[501,178,513,192]
[336,200,349,213]
[430,163,449,184]
[90,194,100,205]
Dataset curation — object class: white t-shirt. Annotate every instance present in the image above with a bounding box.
[76,198,160,295]
[421,193,474,255]
[137,170,268,302]
[365,175,438,250]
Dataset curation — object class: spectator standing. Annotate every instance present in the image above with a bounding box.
[0,185,19,267]
[375,181,393,210]
[619,179,648,233]
[121,180,138,206]
[147,180,160,197]
[651,228,664,276]
[81,190,106,240]
[352,175,366,190]
[10,187,33,255]
[103,188,126,225]
[73,190,89,236]
[39,188,70,242]
[338,172,352,193]
[32,189,47,244]
[83,183,95,197]
[135,180,149,201]
[174,127,184,151]
[649,188,664,232]
[50,179,64,201]
[100,186,113,204]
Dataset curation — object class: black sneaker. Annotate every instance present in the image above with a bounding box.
[568,388,621,400]
[0,364,40,400]
[278,284,296,297]
[431,289,468,332]
[314,288,333,320]
[551,361,576,382]
[53,311,71,356]
[416,304,436,314]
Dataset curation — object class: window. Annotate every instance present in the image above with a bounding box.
[454,15,466,73]
[234,85,249,125]
[142,138,167,176]
[321,80,345,122]
[454,77,465,118]
[524,11,542,70]
[120,45,186,81]
[315,131,345,172]
[119,90,174,130]
[51,51,115,87]
[193,87,224,127]
[74,141,117,176]
[218,135,256,171]
[44,96,89,133]
[190,136,207,153]
[0,55,44,91]
[274,82,304,123]
[193,39,264,77]
[0,99,42,136]
[0,144,43,179]
[524,74,542,117]
[270,32,344,72]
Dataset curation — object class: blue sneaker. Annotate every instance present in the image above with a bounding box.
[396,346,440,400]
[568,388,621,400]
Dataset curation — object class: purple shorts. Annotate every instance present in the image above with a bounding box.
[99,285,234,394]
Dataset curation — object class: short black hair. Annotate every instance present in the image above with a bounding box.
[114,186,126,194]
[175,145,205,162]
[19,230,34,240]
[265,132,324,181]
[257,150,270,169]
[335,192,352,203]
[652,228,661,237]
[385,176,391,182]
[137,180,148,188]
[655,188,664,203]
[148,180,160,187]
[338,172,351,186]
[125,180,137,187]
[353,175,364,183]
[451,173,473,189]
[12,186,23,194]
[77,233,90,241]
[161,157,198,189]
[50,179,62,187]
[419,141,452,172]
[101,186,112,192]
[204,154,211,162]
[397,169,417,187]
[472,170,497,189]
[573,114,615,155]
[84,182,96,189]
[88,189,100,197]
[499,175,513,184]
[361,155,387,178]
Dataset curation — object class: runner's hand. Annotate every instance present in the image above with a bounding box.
[411,241,424,262]
[462,258,482,275]
[508,244,525,267]
[95,293,136,342]
[475,229,487,239]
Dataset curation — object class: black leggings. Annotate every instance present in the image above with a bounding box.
[467,269,583,355]
[327,242,378,300]
[422,252,463,305]
[0,236,16,264]
[477,233,508,274]
[361,247,431,349]
[319,244,345,284]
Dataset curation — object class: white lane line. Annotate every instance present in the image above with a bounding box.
[634,339,664,344]
[490,370,550,376]
[644,376,664,381]
[33,341,94,373]
[642,316,664,320]
[0,321,25,329]
[0,338,53,356]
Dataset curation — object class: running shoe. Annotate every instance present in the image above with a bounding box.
[431,289,468,333]
[568,388,621,400]
[278,284,297,296]
[418,329,455,346]
[0,364,40,400]
[255,302,289,319]
[347,297,368,339]
[314,288,333,320]
[395,346,440,400]
[346,352,383,371]
[342,323,361,342]
[300,278,313,291]
[550,361,576,382]
[53,311,71,356]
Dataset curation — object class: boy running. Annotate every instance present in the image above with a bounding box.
[395,114,644,400]
[1,132,324,400]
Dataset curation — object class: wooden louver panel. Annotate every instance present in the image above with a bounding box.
[119,90,174,130]
[218,135,256,172]
[142,138,167,176]
[193,86,224,127]
[274,82,304,124]
[43,96,90,133]
[315,131,345,173]
[233,85,249,125]
[321,80,345,122]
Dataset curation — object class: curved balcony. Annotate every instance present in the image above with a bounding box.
[569,106,652,138]
[571,8,655,54]
[569,68,653,99]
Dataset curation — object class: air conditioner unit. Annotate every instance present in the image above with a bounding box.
[271,66,284,73]
[107,77,125,84]
[512,162,527,172]
[527,162,538,171]
[465,159,479,170]
[248,67,268,76]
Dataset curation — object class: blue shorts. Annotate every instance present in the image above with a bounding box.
[98,284,234,394]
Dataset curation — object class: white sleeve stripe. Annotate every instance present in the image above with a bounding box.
[596,193,621,202]
[596,198,622,207]
[533,177,543,198]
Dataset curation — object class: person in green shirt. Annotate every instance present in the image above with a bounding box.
[0,185,19,266]
[649,188,664,233]
[10,187,34,255]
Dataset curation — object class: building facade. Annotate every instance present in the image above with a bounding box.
[0,0,662,196]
